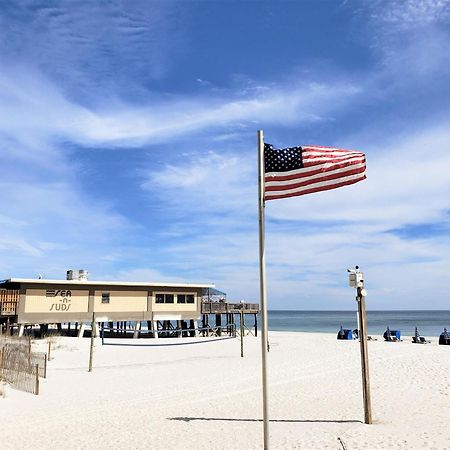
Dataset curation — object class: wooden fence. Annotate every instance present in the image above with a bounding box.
[0,338,46,395]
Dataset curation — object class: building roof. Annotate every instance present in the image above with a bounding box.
[1,278,215,289]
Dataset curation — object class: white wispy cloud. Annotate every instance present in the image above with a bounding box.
[140,119,450,308]
[0,1,187,98]
[362,0,450,80]
[0,63,362,149]
[0,0,449,311]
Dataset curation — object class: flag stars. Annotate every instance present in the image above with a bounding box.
[264,143,302,173]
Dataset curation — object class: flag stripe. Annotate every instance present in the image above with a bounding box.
[265,158,365,182]
[303,153,364,165]
[265,173,366,200]
[265,163,366,191]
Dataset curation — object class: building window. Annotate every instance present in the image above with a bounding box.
[155,293,175,304]
[101,292,110,304]
[177,294,195,304]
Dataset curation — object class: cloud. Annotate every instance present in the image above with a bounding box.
[1,0,449,310]
[138,119,450,309]
[0,1,188,99]
[0,62,363,151]
[361,0,450,80]
[367,0,450,28]
[142,151,255,216]
[268,123,450,227]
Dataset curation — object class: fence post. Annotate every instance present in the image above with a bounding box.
[240,310,244,358]
[35,364,39,395]
[48,341,52,361]
[88,312,95,372]
[44,353,47,379]
[28,336,31,370]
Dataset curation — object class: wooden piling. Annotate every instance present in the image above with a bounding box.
[215,314,222,336]
[357,287,372,424]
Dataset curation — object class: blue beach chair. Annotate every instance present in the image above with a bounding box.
[439,328,450,345]
[383,326,401,342]
[337,325,353,340]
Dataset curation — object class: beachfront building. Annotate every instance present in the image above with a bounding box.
[0,270,259,338]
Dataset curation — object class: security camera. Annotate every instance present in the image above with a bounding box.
[348,266,364,288]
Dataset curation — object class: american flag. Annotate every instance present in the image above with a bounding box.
[264,143,366,201]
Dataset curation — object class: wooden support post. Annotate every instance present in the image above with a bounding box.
[254,314,258,337]
[88,312,95,372]
[357,287,372,424]
[152,320,159,339]
[133,321,141,339]
[48,340,52,361]
[35,364,39,395]
[6,317,10,335]
[78,323,85,338]
[194,320,199,337]
[215,314,222,336]
[240,311,244,358]
[44,353,47,379]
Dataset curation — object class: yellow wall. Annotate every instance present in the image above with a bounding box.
[151,292,198,312]
[25,289,89,313]
[94,290,147,312]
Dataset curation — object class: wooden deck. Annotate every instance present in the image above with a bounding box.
[201,301,259,314]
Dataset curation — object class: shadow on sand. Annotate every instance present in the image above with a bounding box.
[168,416,363,424]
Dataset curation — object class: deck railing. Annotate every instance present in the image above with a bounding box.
[201,301,259,314]
[0,290,19,315]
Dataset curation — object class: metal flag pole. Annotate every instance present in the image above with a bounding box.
[257,129,270,449]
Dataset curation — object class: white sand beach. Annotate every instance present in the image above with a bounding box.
[1,331,450,449]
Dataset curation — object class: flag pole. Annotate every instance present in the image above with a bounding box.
[257,129,270,449]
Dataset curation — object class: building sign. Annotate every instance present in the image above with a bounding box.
[46,290,73,311]
[25,289,89,313]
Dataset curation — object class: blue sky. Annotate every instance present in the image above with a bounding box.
[1,0,450,310]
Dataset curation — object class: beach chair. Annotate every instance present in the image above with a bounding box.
[412,327,429,344]
[383,327,401,342]
[439,328,450,345]
[337,326,353,340]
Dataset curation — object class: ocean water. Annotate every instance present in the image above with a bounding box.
[267,310,450,337]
